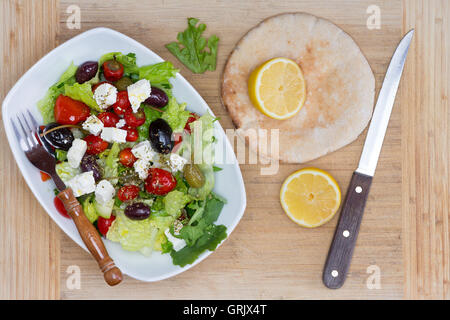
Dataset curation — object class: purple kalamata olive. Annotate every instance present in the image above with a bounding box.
[76,61,98,84]
[144,87,168,108]
[41,122,74,151]
[149,118,173,154]
[124,202,151,220]
[80,154,103,182]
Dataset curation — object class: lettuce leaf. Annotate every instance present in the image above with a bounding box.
[55,161,80,183]
[161,97,190,133]
[163,190,192,217]
[138,61,179,88]
[165,18,219,74]
[64,82,102,112]
[37,62,77,124]
[80,194,99,223]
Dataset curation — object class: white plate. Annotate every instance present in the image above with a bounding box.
[2,27,246,282]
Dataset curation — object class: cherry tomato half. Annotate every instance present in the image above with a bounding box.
[112,91,132,115]
[54,196,70,219]
[184,113,199,134]
[125,126,138,142]
[124,108,146,127]
[117,185,140,202]
[97,215,116,236]
[97,112,120,127]
[103,60,124,82]
[145,168,176,195]
[84,134,108,155]
[119,148,137,167]
[54,95,90,125]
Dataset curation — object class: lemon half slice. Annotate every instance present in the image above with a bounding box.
[248,57,306,120]
[280,168,341,228]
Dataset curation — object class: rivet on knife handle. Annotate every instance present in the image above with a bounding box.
[322,172,372,289]
[57,188,123,286]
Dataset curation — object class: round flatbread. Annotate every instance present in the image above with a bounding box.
[221,12,375,163]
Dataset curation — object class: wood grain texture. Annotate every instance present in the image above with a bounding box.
[401,0,450,300]
[0,0,60,300]
[57,0,403,299]
[1,0,448,300]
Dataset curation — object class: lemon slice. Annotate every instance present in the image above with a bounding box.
[248,57,306,120]
[280,168,341,228]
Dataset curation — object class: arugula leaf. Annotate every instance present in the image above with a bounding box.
[165,18,219,74]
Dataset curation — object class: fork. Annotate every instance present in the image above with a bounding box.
[12,110,123,286]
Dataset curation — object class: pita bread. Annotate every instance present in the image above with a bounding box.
[221,13,375,163]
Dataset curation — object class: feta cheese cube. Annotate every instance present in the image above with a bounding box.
[116,118,126,128]
[133,158,150,180]
[101,127,127,143]
[67,138,87,169]
[164,228,186,251]
[169,153,188,172]
[82,115,104,136]
[66,171,96,197]
[95,179,115,205]
[131,141,156,161]
[127,79,151,112]
[94,83,117,109]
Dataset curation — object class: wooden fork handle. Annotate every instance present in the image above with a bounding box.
[57,188,123,286]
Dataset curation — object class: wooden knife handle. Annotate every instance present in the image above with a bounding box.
[322,171,372,289]
[57,188,123,286]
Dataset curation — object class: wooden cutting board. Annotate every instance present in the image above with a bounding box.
[1,0,448,299]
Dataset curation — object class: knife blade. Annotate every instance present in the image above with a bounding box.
[322,30,414,289]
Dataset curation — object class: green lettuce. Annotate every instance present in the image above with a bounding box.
[64,82,102,112]
[55,162,80,183]
[163,190,192,217]
[138,61,179,88]
[37,62,77,123]
[165,18,219,74]
[80,195,99,223]
[161,97,190,133]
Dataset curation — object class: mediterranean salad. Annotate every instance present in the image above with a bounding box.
[37,52,227,267]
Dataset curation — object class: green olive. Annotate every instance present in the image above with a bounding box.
[183,164,205,188]
[114,76,133,91]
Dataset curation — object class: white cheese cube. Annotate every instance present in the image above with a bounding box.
[164,229,186,251]
[116,118,126,128]
[66,171,96,197]
[169,153,188,172]
[131,141,156,161]
[133,158,150,180]
[127,79,151,113]
[95,179,115,205]
[82,115,104,136]
[67,138,87,169]
[101,127,127,143]
[94,83,117,109]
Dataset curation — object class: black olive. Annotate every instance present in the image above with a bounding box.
[125,202,151,220]
[148,118,174,154]
[76,61,98,84]
[41,122,74,151]
[144,87,169,108]
[80,154,103,182]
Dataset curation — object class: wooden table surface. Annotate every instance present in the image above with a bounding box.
[0,0,448,300]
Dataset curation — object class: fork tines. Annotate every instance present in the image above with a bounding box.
[11,110,40,151]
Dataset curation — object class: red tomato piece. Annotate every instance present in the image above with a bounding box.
[40,171,51,181]
[117,185,140,202]
[97,112,120,127]
[84,134,108,155]
[184,113,199,134]
[97,215,116,236]
[125,126,138,142]
[54,196,70,219]
[145,168,176,195]
[103,60,124,82]
[119,148,137,167]
[112,91,132,115]
[54,95,90,125]
[124,108,146,127]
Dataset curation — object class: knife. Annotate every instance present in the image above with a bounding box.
[322,30,414,289]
